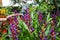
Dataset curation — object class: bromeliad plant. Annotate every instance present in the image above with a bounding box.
[0,0,60,40]
[17,1,60,40]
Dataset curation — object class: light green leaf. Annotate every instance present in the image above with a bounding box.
[45,25,51,36]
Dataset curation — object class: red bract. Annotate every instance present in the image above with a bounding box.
[52,14,56,19]
[30,28,35,33]
[23,8,32,32]
[23,10,32,27]
[38,11,43,23]
[50,29,56,40]
[3,29,7,34]
[10,23,18,39]
[9,17,19,40]
[24,13,31,21]
[8,17,13,24]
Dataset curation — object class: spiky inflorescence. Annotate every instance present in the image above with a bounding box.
[9,19,18,40]
[50,29,56,40]
[8,15,19,40]
[38,11,43,24]
[50,14,57,40]
[23,8,32,30]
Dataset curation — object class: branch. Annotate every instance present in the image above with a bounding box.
[0,14,23,21]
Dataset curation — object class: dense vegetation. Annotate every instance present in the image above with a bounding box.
[0,0,60,40]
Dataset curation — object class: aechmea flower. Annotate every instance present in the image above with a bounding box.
[10,23,14,31]
[8,15,19,40]
[13,37,19,40]
[23,9,32,27]
[30,28,35,33]
[9,20,18,39]
[8,17,14,24]
[24,9,31,21]
[50,29,56,38]
[44,36,48,40]
[14,16,18,25]
[51,16,57,27]
[38,11,43,21]
[50,29,55,34]
[51,14,56,19]
[10,23,17,33]
[23,13,31,21]
[10,23,18,39]
[13,10,19,25]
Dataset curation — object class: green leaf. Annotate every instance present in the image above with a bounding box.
[45,25,51,36]
[47,13,52,22]
[17,16,28,30]
[22,22,28,30]
[56,37,60,40]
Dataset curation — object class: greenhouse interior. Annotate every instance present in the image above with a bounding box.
[0,0,60,40]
